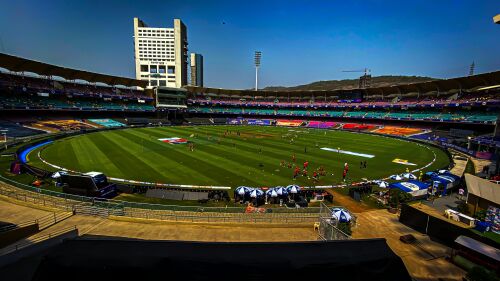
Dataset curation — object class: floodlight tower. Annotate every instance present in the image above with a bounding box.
[254,51,262,91]
[0,129,7,150]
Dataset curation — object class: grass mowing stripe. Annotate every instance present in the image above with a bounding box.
[105,130,219,184]
[120,128,266,186]
[32,126,451,187]
[113,129,240,185]
[131,126,383,185]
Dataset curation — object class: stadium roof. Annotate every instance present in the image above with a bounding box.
[186,70,500,97]
[0,53,147,88]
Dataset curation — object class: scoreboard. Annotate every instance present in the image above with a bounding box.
[155,87,187,108]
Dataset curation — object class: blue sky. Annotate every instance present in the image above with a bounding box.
[0,0,499,89]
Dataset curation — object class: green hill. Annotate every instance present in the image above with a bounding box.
[264,75,437,91]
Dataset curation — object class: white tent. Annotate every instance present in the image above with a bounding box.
[378,181,389,188]
[402,173,417,180]
[390,174,403,181]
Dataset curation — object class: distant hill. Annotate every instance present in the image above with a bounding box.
[263,75,437,91]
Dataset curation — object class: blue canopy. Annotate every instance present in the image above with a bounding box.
[389,180,430,197]
[432,175,453,184]
[431,173,460,189]
[425,171,438,177]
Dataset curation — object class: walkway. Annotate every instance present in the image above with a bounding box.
[354,209,466,281]
[0,198,317,243]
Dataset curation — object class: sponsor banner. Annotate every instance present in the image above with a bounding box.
[320,147,375,158]
[475,151,493,160]
[440,142,494,160]
[158,137,188,144]
[439,142,475,155]
[277,120,303,127]
[392,158,417,166]
[247,119,272,126]
[389,180,430,197]
[227,118,243,125]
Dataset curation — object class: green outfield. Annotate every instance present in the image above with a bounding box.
[28,126,450,188]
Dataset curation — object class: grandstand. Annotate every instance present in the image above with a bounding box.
[0,4,499,280]
[87,119,126,127]
[0,54,498,134]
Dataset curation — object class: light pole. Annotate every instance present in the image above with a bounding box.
[254,51,262,91]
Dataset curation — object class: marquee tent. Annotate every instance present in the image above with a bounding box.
[389,180,430,197]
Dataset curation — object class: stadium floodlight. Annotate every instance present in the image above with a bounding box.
[254,51,262,91]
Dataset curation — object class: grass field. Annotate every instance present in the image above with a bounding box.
[28,126,450,188]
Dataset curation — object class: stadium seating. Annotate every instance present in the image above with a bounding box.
[187,89,500,109]
[187,105,498,125]
[0,72,155,112]
[276,120,304,127]
[342,123,376,130]
[373,126,424,136]
[306,121,336,128]
[30,120,96,132]
[88,119,126,127]
[0,120,46,138]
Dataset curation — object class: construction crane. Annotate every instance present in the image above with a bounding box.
[341,68,372,89]
[342,68,371,75]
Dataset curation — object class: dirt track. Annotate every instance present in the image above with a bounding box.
[326,188,373,213]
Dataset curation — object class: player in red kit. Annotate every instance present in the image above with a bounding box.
[303,161,309,169]
[293,167,300,180]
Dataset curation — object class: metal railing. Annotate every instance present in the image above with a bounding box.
[0,174,322,214]
[0,178,320,224]
[0,225,77,256]
[317,203,351,240]
[0,212,72,234]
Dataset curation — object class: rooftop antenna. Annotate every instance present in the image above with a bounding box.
[469,61,475,76]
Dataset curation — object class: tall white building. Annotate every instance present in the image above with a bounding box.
[190,53,203,87]
[133,17,188,88]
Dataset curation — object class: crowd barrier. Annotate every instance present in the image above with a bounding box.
[0,175,321,224]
